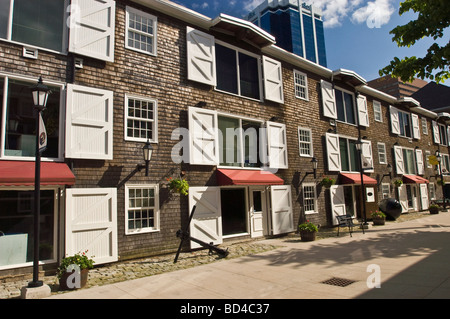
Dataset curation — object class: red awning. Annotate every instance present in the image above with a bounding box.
[339,173,377,185]
[216,169,284,186]
[0,161,76,186]
[403,175,429,184]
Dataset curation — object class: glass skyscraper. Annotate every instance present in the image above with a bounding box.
[248,0,327,67]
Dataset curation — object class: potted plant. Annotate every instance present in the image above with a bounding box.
[167,177,189,195]
[371,211,386,225]
[56,250,94,290]
[393,179,403,187]
[298,220,318,241]
[320,176,335,188]
[429,204,440,214]
[437,179,445,186]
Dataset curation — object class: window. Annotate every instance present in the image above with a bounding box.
[294,70,308,100]
[216,42,261,100]
[425,150,432,168]
[377,143,387,164]
[429,183,436,200]
[298,127,313,157]
[0,189,57,268]
[373,100,382,122]
[335,88,356,125]
[218,115,262,168]
[125,95,157,142]
[125,6,157,55]
[302,183,317,214]
[402,148,416,175]
[125,185,159,234]
[438,123,448,146]
[1,0,66,52]
[422,118,428,135]
[381,183,390,199]
[398,110,412,138]
[339,137,359,172]
[1,75,62,159]
[442,154,450,173]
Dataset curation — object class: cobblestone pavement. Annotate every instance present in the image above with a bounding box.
[0,211,431,299]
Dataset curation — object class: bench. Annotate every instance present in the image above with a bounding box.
[336,215,364,237]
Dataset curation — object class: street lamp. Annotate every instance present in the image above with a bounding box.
[303,157,318,179]
[354,139,368,228]
[138,139,153,176]
[29,77,50,288]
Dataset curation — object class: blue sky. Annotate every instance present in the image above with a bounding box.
[173,0,449,86]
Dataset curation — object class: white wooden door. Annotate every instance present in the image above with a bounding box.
[65,188,118,265]
[249,187,266,238]
[270,185,294,235]
[420,184,429,210]
[330,185,346,225]
[188,187,222,249]
[398,185,408,213]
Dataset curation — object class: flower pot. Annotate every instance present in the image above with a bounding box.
[372,217,385,226]
[59,269,89,290]
[300,230,316,242]
[429,207,439,214]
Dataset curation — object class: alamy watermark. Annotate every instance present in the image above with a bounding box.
[366,264,381,288]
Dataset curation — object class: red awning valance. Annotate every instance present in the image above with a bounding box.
[216,169,284,186]
[339,173,377,185]
[403,175,429,184]
[0,161,76,186]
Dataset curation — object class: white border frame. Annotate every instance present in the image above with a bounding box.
[124,93,158,143]
[125,184,160,235]
[125,6,158,56]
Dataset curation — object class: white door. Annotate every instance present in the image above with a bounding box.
[330,185,346,225]
[420,183,429,210]
[65,188,118,265]
[249,187,267,238]
[398,185,408,213]
[270,185,294,235]
[188,187,222,249]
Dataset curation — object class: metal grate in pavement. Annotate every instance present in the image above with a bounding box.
[321,277,356,287]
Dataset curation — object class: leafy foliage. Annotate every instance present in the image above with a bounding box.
[298,220,319,232]
[379,0,450,83]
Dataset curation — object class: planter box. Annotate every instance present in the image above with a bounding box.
[372,218,385,226]
[300,230,316,242]
[59,269,89,290]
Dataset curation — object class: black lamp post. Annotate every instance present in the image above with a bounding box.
[354,139,368,228]
[28,77,50,288]
[310,157,318,179]
[138,139,153,176]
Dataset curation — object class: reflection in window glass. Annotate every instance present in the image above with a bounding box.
[5,79,60,158]
[0,0,10,39]
[0,190,55,267]
[219,116,241,167]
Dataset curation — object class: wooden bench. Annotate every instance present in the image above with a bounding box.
[336,215,364,237]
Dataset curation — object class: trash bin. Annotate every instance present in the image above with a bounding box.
[379,198,402,220]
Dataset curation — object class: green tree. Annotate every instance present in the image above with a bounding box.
[379,0,450,83]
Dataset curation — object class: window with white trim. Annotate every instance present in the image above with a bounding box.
[377,142,387,164]
[398,110,412,138]
[294,70,308,100]
[215,41,261,100]
[373,100,382,122]
[381,183,390,199]
[402,148,416,175]
[422,117,428,135]
[442,154,450,173]
[335,88,356,125]
[298,127,313,157]
[125,6,157,56]
[302,183,317,214]
[125,95,157,142]
[125,185,159,234]
[0,0,66,52]
[429,183,436,200]
[425,150,432,168]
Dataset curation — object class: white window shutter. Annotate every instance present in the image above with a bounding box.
[394,145,405,175]
[357,94,369,127]
[447,126,450,146]
[390,105,400,135]
[68,0,116,62]
[361,139,374,172]
[66,84,114,160]
[321,80,336,119]
[330,185,346,226]
[325,132,341,171]
[186,27,216,86]
[188,106,219,165]
[416,149,424,175]
[419,184,429,210]
[398,185,408,212]
[270,185,294,235]
[65,188,118,265]
[432,120,440,144]
[411,113,420,139]
[267,121,288,169]
[188,187,222,249]
[262,56,284,103]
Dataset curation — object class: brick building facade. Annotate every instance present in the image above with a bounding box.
[0,0,448,278]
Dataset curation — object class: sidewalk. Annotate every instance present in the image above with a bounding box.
[47,212,450,299]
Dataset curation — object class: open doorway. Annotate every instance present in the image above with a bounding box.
[220,188,247,236]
